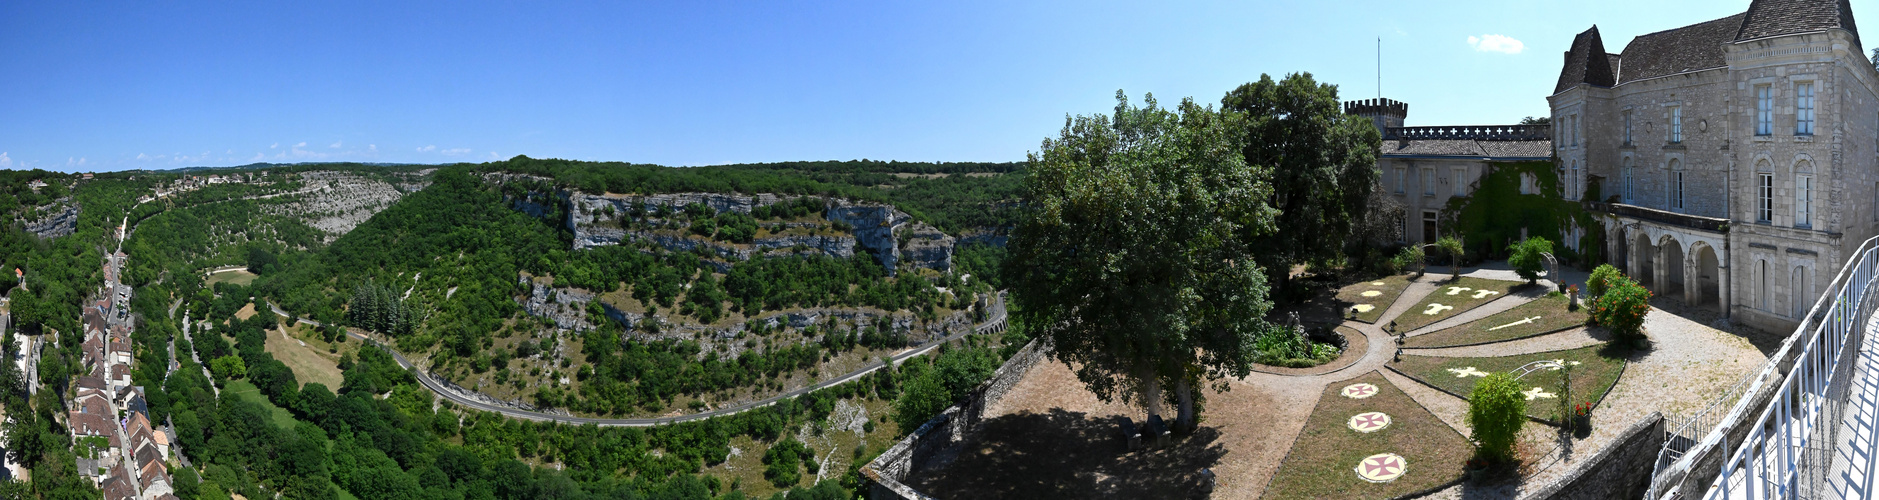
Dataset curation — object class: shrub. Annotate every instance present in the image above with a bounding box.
[1467,372,1526,463]
[1586,264,1622,300]
[1594,276,1651,342]
[1436,236,1465,279]
[1251,323,1339,367]
[1391,245,1425,276]
[1507,237,1552,285]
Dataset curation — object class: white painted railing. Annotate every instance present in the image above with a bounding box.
[1706,236,1879,499]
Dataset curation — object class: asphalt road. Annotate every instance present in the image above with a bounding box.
[271,297,1007,426]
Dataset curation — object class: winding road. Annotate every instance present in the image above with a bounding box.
[269,296,1007,426]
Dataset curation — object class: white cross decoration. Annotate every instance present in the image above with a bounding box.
[1488,316,1541,331]
[1446,366,1489,378]
[1522,387,1557,400]
[1445,286,1472,296]
[1422,303,1455,315]
[1542,359,1583,370]
[1471,290,1501,299]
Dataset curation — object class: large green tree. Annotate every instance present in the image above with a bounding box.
[1221,73,1381,293]
[1008,91,1277,430]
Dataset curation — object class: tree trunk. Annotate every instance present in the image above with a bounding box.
[1139,368,1163,419]
[1174,377,1195,432]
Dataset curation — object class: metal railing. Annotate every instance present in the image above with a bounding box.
[1705,236,1879,499]
[1648,361,1763,499]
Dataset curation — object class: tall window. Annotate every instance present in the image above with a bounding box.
[1421,169,1434,196]
[1796,82,1815,135]
[1759,260,1769,310]
[1792,267,1809,318]
[1453,168,1467,197]
[1672,170,1684,210]
[1756,85,1773,136]
[1669,106,1683,143]
[1623,163,1635,203]
[1758,173,1775,222]
[1571,115,1579,147]
[1623,111,1633,145]
[1796,174,1813,227]
[1569,162,1582,200]
[1395,167,1405,194]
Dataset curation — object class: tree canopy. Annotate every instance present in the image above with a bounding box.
[1008,91,1278,429]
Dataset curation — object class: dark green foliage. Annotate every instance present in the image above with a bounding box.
[1440,161,1596,263]
[348,281,425,337]
[1508,237,1553,284]
[891,344,1001,433]
[1586,264,1622,300]
[761,437,812,488]
[1593,275,1652,342]
[1467,372,1527,463]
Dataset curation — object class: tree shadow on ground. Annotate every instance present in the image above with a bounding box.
[906,408,1226,499]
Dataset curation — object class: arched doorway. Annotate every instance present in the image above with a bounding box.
[1661,235,1684,299]
[1693,243,1721,310]
[1633,232,1655,289]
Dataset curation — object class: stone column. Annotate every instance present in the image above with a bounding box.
[1654,243,1669,296]
[1719,260,1732,319]
[1684,249,1700,306]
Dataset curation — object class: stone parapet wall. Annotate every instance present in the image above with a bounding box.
[1521,412,1665,500]
[863,334,1045,500]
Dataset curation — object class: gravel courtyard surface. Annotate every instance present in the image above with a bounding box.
[904,265,1776,499]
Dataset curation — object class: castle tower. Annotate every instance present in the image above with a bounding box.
[1344,98,1408,136]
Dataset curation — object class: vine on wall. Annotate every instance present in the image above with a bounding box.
[1438,160,1604,266]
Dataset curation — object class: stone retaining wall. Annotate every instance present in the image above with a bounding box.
[862,336,1046,500]
[1520,412,1665,500]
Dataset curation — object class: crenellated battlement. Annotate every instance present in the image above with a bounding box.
[1344,98,1408,118]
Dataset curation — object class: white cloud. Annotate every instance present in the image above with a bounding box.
[368,144,377,152]
[66,157,86,167]
[1468,34,1524,54]
[488,151,501,160]
[294,142,307,148]
[329,141,343,149]
[225,149,234,155]
[417,145,436,152]
[441,148,472,156]
[270,143,279,149]
[0,152,10,168]
[250,153,265,161]
[136,153,149,161]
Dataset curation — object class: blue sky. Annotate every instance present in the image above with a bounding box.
[0,1,1817,172]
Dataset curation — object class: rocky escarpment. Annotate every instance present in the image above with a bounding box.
[825,202,955,273]
[21,200,77,240]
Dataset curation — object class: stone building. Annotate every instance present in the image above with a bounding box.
[1346,98,1554,245]
[1552,0,1879,332]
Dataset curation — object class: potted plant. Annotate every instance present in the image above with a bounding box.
[1572,402,1593,434]
[1465,458,1491,483]
[1566,284,1580,311]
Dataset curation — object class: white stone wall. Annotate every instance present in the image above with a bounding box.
[1379,158,1494,244]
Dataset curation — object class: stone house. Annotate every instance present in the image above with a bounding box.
[1552,0,1879,332]
[1346,99,1554,246]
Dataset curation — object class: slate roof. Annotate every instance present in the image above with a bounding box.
[1617,14,1747,85]
[1738,0,1859,45]
[1556,26,1617,93]
[1380,139,1554,159]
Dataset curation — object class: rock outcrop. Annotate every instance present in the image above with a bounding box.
[21,201,77,240]
[901,223,955,271]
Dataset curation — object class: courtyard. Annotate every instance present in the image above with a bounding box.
[904,263,1780,499]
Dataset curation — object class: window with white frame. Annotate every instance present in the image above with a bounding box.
[1421,169,1434,196]
[1569,161,1581,200]
[1670,106,1683,143]
[1453,168,1466,197]
[1796,174,1812,227]
[1395,167,1405,194]
[1759,173,1774,222]
[1756,85,1773,136]
[1797,82,1815,135]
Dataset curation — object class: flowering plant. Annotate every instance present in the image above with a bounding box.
[1573,402,1592,417]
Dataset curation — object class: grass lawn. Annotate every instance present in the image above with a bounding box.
[206,269,258,287]
[1261,371,1470,500]
[1404,294,1587,348]
[266,324,346,389]
[1389,277,1523,333]
[1388,344,1628,423]
[1335,275,1414,324]
[221,379,300,430]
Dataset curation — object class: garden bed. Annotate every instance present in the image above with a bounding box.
[1259,371,1470,500]
[1404,294,1586,348]
[1387,344,1627,423]
[1334,275,1414,324]
[1388,277,1522,333]
[1252,326,1367,376]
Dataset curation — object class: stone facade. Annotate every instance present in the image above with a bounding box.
[1347,99,1555,246]
[1553,0,1879,332]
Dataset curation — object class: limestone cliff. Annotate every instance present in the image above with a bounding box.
[21,200,77,240]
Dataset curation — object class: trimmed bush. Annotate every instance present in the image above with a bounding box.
[1594,276,1651,342]
[1586,264,1622,299]
[1467,372,1526,463]
[1507,237,1552,285]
